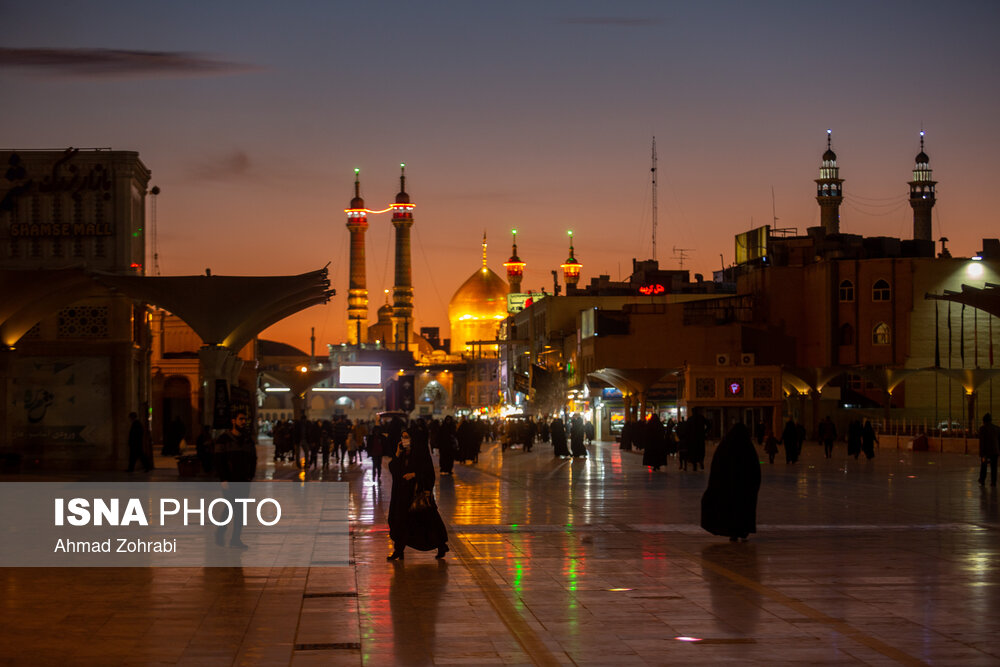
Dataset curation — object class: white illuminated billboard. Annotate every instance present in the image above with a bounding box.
[339,364,381,385]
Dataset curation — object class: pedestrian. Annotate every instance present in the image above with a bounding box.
[126,411,151,472]
[386,430,449,560]
[978,413,999,487]
[584,420,595,445]
[332,415,350,464]
[763,427,779,464]
[437,416,457,474]
[687,412,708,470]
[676,418,691,470]
[551,416,569,458]
[195,424,213,474]
[642,414,667,471]
[570,414,587,458]
[847,419,862,459]
[368,420,386,484]
[213,410,256,550]
[162,415,185,456]
[861,420,878,460]
[700,422,761,542]
[781,418,800,463]
[819,416,837,459]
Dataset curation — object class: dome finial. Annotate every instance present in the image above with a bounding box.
[394,163,410,204]
[350,168,365,209]
[482,231,488,267]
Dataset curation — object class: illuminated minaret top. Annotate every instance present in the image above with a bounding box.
[561,230,582,291]
[345,168,369,346]
[503,229,525,294]
[908,130,937,242]
[391,163,415,352]
[815,129,844,235]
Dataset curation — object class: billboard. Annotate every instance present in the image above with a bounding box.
[735,225,769,265]
[339,364,381,385]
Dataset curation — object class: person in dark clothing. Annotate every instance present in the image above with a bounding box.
[687,412,708,470]
[195,424,213,474]
[522,417,535,453]
[676,418,691,470]
[386,430,449,560]
[457,416,475,463]
[819,416,837,459]
[847,419,863,459]
[551,417,569,458]
[642,414,667,471]
[570,414,587,458]
[978,413,999,486]
[781,418,801,464]
[437,416,457,474]
[861,420,878,460]
[584,420,595,445]
[332,415,351,465]
[620,420,634,452]
[213,411,257,550]
[162,416,185,456]
[126,412,151,472]
[701,422,762,542]
[367,421,386,484]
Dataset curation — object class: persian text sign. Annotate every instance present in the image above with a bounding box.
[0,482,349,567]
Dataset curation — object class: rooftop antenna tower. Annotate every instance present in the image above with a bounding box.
[651,136,658,262]
[150,185,160,275]
[672,246,693,270]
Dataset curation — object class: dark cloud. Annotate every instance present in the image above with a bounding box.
[190,151,253,182]
[0,47,261,79]
[560,17,664,27]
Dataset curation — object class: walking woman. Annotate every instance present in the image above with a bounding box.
[386,431,449,560]
[701,422,761,542]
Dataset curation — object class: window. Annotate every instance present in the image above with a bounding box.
[839,323,854,346]
[839,280,854,302]
[872,322,890,345]
[873,279,891,301]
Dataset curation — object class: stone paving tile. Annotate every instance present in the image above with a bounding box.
[3,439,1000,665]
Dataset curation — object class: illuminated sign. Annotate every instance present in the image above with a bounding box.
[507,293,542,314]
[735,225,769,265]
[339,364,381,385]
[725,379,744,397]
[639,284,665,295]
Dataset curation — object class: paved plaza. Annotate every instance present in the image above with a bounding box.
[2,436,998,666]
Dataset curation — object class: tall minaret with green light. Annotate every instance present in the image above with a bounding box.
[503,229,525,294]
[391,164,415,351]
[815,129,844,235]
[909,130,936,242]
[345,168,368,346]
[561,230,582,292]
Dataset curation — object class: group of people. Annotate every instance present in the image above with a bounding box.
[269,415,367,469]
[620,413,709,472]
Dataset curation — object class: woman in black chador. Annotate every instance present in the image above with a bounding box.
[701,422,761,542]
[386,430,449,560]
[570,414,587,458]
[551,416,570,458]
[642,414,667,471]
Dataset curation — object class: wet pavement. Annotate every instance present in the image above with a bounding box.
[1,437,998,665]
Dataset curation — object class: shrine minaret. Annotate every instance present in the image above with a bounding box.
[561,230,582,292]
[503,229,525,294]
[345,168,368,346]
[815,129,844,235]
[391,164,415,351]
[908,130,937,242]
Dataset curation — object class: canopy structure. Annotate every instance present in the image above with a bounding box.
[926,282,1000,318]
[589,367,680,421]
[92,268,333,351]
[0,267,99,348]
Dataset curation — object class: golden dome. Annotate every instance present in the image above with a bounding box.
[449,266,508,354]
[449,266,508,320]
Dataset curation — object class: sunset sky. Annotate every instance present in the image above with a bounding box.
[4,1,999,353]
